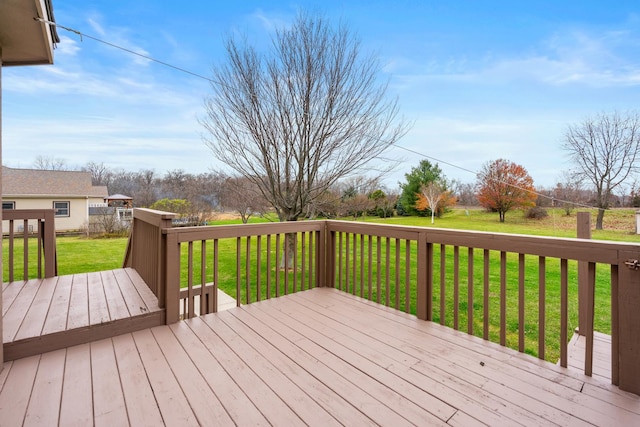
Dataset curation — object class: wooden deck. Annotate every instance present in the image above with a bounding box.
[2,268,164,361]
[1,287,639,426]
[567,330,613,382]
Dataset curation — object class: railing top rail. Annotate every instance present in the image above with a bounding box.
[164,220,325,242]
[133,208,177,227]
[131,207,638,265]
[2,209,56,221]
[324,220,636,265]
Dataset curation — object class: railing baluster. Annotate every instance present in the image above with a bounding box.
[236,237,242,303]
[338,232,343,291]
[301,233,306,292]
[585,262,596,376]
[23,219,29,281]
[539,256,546,360]
[452,246,459,330]
[344,232,349,293]
[395,238,401,310]
[360,234,365,298]
[275,234,281,297]
[518,254,525,353]
[483,249,490,340]
[37,219,43,277]
[257,236,262,301]
[368,235,373,300]
[376,236,381,304]
[284,234,289,295]
[440,244,446,325]
[200,240,207,315]
[352,233,357,295]
[426,242,433,321]
[385,237,391,307]
[266,234,271,299]
[405,240,411,314]
[500,251,507,346]
[213,239,219,311]
[611,264,619,385]
[468,247,474,335]
[8,219,15,282]
[187,241,194,319]
[560,258,568,368]
[500,251,507,345]
[246,236,251,304]
[266,235,272,299]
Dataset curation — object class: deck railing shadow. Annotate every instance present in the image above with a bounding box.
[124,208,640,395]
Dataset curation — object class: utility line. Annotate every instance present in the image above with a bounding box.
[34,17,215,84]
[35,16,604,213]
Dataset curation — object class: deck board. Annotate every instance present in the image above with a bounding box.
[292,291,591,424]
[41,275,73,335]
[1,287,639,426]
[3,268,164,361]
[111,334,165,427]
[91,338,129,427]
[23,349,65,426]
[59,343,93,427]
[568,330,612,382]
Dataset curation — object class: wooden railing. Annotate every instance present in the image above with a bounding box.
[125,208,640,394]
[3,209,57,281]
[123,208,176,307]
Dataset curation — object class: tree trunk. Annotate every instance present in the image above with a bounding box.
[279,232,297,270]
[595,208,605,230]
[499,210,506,222]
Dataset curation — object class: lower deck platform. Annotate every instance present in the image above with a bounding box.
[1,287,639,426]
[2,268,164,361]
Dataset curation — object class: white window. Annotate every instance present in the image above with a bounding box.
[54,201,70,217]
[2,201,15,210]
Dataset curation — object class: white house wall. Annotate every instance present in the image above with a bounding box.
[2,196,105,232]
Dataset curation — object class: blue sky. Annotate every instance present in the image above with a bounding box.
[5,1,640,189]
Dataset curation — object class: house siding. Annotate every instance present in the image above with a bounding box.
[2,196,106,232]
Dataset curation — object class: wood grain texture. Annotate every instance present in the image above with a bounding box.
[0,287,638,426]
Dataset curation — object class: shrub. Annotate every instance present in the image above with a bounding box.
[526,206,548,219]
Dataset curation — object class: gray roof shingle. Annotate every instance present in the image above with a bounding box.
[2,166,109,198]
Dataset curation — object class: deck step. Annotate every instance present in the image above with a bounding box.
[3,268,164,361]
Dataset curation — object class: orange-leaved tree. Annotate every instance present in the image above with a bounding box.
[415,181,456,224]
[476,159,536,222]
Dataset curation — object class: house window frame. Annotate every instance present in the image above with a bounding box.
[2,201,15,210]
[53,201,70,217]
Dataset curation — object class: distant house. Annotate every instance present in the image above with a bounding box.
[2,166,109,232]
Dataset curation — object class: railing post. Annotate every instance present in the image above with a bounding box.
[321,222,336,288]
[416,231,428,320]
[577,211,591,336]
[43,209,56,278]
[617,249,640,394]
[164,231,181,324]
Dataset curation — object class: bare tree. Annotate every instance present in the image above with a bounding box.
[33,155,67,170]
[553,170,583,215]
[451,181,478,208]
[563,111,640,229]
[201,13,407,224]
[133,169,158,207]
[219,175,270,223]
[82,162,110,186]
[202,13,407,267]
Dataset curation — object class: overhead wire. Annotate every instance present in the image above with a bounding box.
[34,16,603,214]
